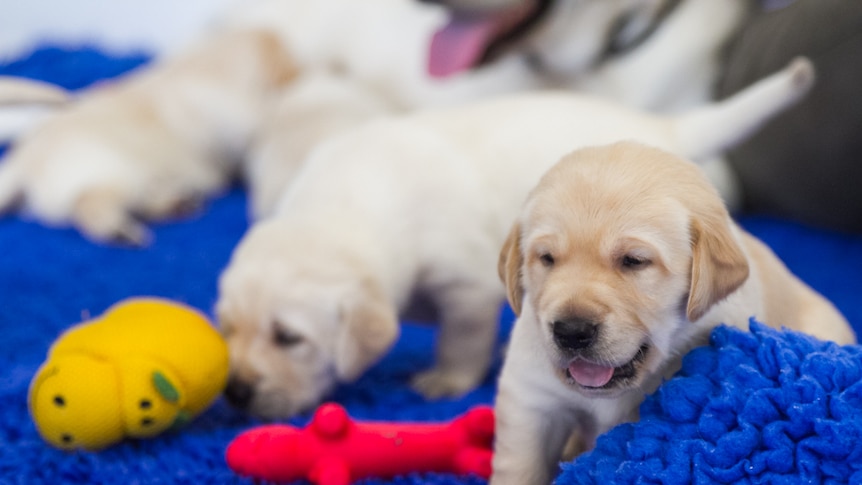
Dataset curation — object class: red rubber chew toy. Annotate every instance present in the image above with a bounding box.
[226,403,495,484]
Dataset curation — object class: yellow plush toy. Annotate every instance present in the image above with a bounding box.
[29,297,229,451]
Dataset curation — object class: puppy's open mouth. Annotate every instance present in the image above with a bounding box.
[564,343,650,390]
[428,0,554,77]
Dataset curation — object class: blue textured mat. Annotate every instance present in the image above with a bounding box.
[1,46,860,484]
[559,322,862,484]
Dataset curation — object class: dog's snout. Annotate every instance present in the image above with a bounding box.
[224,377,255,409]
[552,318,599,350]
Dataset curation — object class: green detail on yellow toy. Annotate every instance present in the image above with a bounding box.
[171,410,192,430]
[28,298,229,451]
[152,371,180,403]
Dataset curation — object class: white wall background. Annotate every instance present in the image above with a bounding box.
[0,0,244,61]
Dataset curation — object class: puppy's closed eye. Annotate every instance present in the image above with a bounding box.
[620,254,651,270]
[273,325,304,347]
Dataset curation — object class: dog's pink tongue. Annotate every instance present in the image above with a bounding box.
[428,3,537,78]
[429,15,498,78]
[568,359,615,388]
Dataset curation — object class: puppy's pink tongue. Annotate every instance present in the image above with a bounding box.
[568,359,614,388]
[428,2,538,78]
[428,16,497,78]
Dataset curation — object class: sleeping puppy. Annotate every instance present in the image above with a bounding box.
[0,0,539,243]
[491,141,855,485]
[0,30,295,244]
[216,59,814,420]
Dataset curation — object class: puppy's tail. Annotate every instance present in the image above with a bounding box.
[672,57,815,161]
[0,76,70,143]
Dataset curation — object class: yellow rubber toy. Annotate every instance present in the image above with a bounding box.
[29,298,229,451]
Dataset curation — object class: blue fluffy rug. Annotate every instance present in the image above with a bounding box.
[1,46,860,484]
[559,322,862,484]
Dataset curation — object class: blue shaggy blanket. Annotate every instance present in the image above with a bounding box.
[1,46,860,484]
[558,322,862,484]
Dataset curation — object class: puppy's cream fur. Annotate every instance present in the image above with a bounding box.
[435,0,747,111]
[0,30,295,244]
[0,0,539,242]
[0,77,70,140]
[243,71,396,220]
[521,0,747,111]
[433,0,751,204]
[491,142,855,485]
[217,59,814,420]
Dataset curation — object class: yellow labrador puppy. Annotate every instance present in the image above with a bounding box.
[492,141,855,485]
[0,30,295,244]
[0,0,537,243]
[242,71,397,219]
[216,59,815,420]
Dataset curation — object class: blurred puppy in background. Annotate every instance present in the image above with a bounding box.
[429,0,862,232]
[216,59,813,420]
[491,142,854,485]
[428,0,747,111]
[242,71,397,219]
[427,0,749,206]
[0,30,293,244]
[0,0,541,242]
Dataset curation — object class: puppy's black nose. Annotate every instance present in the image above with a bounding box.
[224,377,255,409]
[552,318,599,350]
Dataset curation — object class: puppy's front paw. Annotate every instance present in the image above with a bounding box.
[411,368,479,400]
[73,189,151,246]
[139,190,207,220]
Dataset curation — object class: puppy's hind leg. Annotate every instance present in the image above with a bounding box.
[411,283,502,399]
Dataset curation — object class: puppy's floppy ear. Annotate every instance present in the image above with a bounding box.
[498,222,525,316]
[686,215,750,322]
[334,278,399,382]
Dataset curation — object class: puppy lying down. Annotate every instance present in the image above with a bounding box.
[216,59,814,420]
[491,142,855,485]
[0,30,295,244]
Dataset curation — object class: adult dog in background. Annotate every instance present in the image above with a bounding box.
[429,0,747,111]
[427,0,751,205]
[216,60,813,420]
[0,0,539,242]
[430,0,862,232]
[492,142,854,485]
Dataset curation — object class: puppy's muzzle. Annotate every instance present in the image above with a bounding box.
[552,317,599,351]
[225,376,255,410]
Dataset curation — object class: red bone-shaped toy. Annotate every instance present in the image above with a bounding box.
[226,403,494,484]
